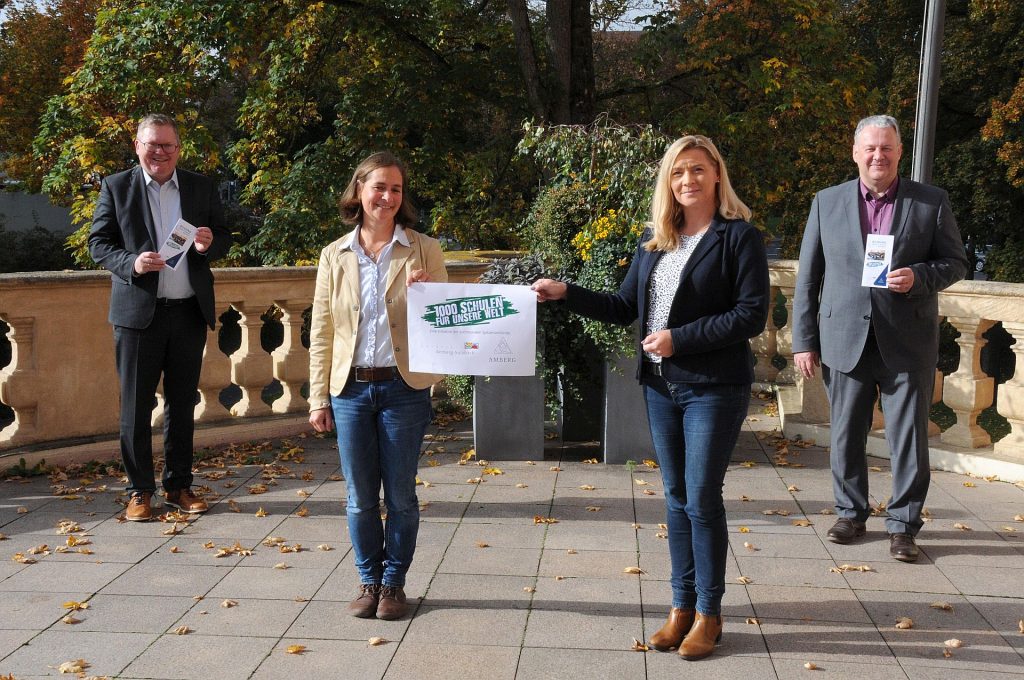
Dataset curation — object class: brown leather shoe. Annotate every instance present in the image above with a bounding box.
[376,585,408,620]
[164,488,208,514]
[126,492,153,522]
[649,608,695,651]
[889,533,920,562]
[347,583,380,618]
[827,518,866,544]
[679,612,723,660]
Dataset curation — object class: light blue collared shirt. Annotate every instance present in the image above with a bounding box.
[142,168,194,299]
[339,225,411,368]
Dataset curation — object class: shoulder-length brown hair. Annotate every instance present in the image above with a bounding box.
[338,151,418,227]
[645,135,751,252]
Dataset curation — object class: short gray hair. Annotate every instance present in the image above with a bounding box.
[137,113,180,141]
[854,115,900,144]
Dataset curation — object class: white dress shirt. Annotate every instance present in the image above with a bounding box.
[143,169,194,299]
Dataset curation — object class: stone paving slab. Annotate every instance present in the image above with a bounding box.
[2,399,1023,679]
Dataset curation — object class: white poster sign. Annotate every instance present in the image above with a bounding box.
[861,234,895,288]
[407,282,537,376]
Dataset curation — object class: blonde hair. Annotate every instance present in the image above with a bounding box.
[645,135,751,252]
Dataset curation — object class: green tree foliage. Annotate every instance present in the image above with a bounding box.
[0,0,100,190]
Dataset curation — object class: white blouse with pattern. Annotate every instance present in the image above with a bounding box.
[645,232,706,363]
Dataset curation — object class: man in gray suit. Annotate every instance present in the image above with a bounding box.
[90,113,232,522]
[792,115,967,562]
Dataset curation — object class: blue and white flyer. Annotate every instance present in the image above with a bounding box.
[861,234,895,288]
[407,282,537,376]
[157,218,197,271]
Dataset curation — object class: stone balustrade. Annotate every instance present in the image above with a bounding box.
[0,260,489,455]
[2,259,1021,476]
[765,260,1023,475]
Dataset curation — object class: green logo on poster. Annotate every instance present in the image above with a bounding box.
[422,295,519,328]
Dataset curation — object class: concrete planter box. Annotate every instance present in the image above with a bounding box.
[472,374,545,460]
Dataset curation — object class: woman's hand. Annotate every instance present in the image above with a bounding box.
[407,268,430,286]
[641,330,675,358]
[309,407,334,433]
[531,278,568,302]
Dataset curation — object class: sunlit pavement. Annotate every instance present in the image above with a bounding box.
[1,395,1022,679]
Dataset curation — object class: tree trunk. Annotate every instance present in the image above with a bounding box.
[506,0,548,121]
[546,0,573,123]
[568,0,595,123]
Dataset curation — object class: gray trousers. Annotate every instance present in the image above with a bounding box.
[822,334,933,536]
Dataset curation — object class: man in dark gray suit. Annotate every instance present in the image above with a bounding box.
[89,113,232,521]
[792,115,967,562]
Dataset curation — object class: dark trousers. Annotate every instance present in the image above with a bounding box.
[114,298,207,493]
[822,333,933,536]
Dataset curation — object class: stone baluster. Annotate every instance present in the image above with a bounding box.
[994,321,1024,458]
[271,301,310,414]
[751,285,780,383]
[228,303,274,417]
[0,316,38,445]
[196,327,232,422]
[941,316,996,448]
[775,284,798,385]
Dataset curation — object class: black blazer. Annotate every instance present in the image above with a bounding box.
[89,166,232,330]
[565,217,770,384]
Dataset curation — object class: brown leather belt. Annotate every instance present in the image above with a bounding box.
[156,296,195,307]
[642,360,663,376]
[350,366,401,382]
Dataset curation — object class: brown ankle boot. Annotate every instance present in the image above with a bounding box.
[648,608,695,651]
[679,612,722,660]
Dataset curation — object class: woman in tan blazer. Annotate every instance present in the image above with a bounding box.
[308,152,447,621]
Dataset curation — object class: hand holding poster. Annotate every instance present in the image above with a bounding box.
[407,283,536,376]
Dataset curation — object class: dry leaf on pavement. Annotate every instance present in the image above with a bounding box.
[515,483,528,488]
[738,527,750,533]
[736,576,753,584]
[221,599,238,608]
[895,617,914,629]
[62,615,81,624]
[286,644,306,654]
[622,566,645,574]
[630,638,649,651]
[533,516,558,524]
[944,638,964,648]
[579,485,596,491]
[930,601,953,611]
[62,601,89,611]
[953,522,972,531]
[57,658,89,673]
[804,661,819,670]
[368,637,388,646]
[174,625,191,635]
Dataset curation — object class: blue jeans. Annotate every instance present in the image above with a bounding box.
[331,377,432,587]
[643,378,750,616]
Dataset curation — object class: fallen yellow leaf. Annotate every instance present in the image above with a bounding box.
[466,477,482,484]
[533,516,558,524]
[739,495,751,502]
[630,637,649,651]
[62,614,81,624]
[27,544,49,555]
[736,576,753,584]
[869,466,883,472]
[368,637,388,646]
[0,533,7,540]
[746,617,760,624]
[788,485,800,492]
[944,638,964,648]
[515,483,528,488]
[642,459,659,469]
[738,527,750,533]
[634,479,651,486]
[943,647,953,658]
[1018,619,1023,634]
[459,448,477,464]
[297,489,311,497]
[830,564,874,573]
[655,532,667,539]
[296,507,310,517]
[582,458,599,465]
[642,489,656,496]
[174,625,191,635]
[739,461,757,468]
[963,481,976,488]
[804,661,819,670]
[57,658,89,673]
[895,617,914,629]
[1014,514,1024,522]
[274,562,289,570]
[476,542,490,548]
[482,467,503,476]
[743,542,759,551]
[286,644,306,654]
[16,507,28,514]
[317,544,332,551]
[566,549,577,554]
[586,506,602,512]
[221,599,238,608]
[62,601,90,611]
[549,466,562,472]
[523,586,536,593]
[228,499,241,513]
[930,601,953,611]
[953,522,972,531]
[622,566,645,574]
[248,484,268,494]
[255,507,267,517]
[169,546,181,554]
[579,484,596,491]
[792,519,812,527]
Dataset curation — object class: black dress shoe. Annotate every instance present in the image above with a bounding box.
[827,518,866,544]
[889,533,920,562]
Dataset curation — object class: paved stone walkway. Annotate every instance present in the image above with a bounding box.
[1,397,1023,679]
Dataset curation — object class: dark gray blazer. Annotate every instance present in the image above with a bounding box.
[89,166,232,330]
[791,178,968,374]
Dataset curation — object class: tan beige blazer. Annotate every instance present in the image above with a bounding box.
[308,227,448,411]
